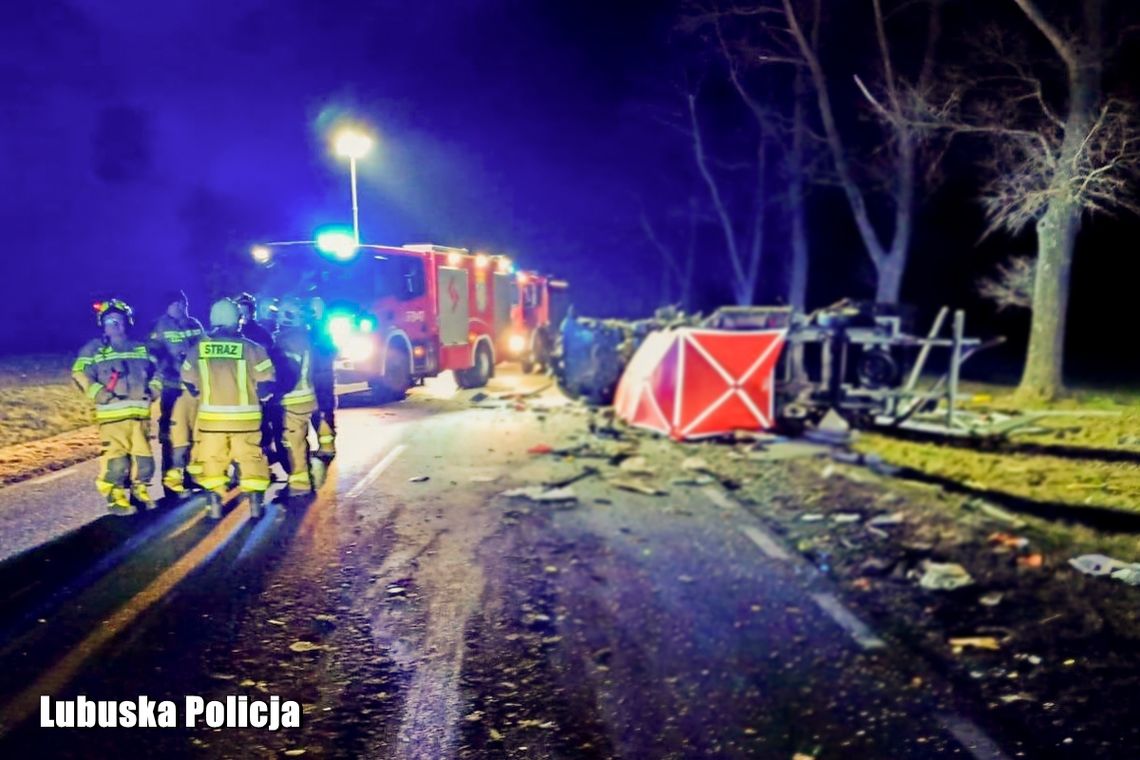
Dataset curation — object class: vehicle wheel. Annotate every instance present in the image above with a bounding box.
[456,343,493,389]
[370,347,411,404]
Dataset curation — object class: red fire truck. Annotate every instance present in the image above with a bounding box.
[505,271,570,373]
[255,238,522,401]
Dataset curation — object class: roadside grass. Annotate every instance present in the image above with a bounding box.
[857,377,1140,520]
[0,354,94,449]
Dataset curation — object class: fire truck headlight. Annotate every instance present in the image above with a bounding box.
[508,333,527,355]
[342,335,374,362]
[316,229,358,260]
[327,314,354,347]
[358,317,375,333]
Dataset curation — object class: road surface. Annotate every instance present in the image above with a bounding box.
[0,367,1014,758]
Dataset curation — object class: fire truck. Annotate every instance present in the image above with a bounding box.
[507,271,570,373]
[254,237,524,401]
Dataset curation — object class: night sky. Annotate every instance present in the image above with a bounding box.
[2,0,1138,380]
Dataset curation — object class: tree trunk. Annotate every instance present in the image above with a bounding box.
[874,254,904,303]
[788,69,810,313]
[1017,196,1079,399]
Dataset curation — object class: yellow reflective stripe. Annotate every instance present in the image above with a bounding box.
[282,390,316,406]
[93,349,149,361]
[255,358,273,372]
[95,407,151,422]
[240,477,270,492]
[198,410,261,422]
[72,357,93,371]
[237,357,249,407]
[198,359,211,406]
[86,382,105,399]
[196,476,229,489]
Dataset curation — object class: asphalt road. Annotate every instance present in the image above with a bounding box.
[0,367,1013,759]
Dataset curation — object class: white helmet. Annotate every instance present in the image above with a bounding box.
[209,298,240,329]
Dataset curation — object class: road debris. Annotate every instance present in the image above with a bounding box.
[681,456,710,472]
[917,561,974,590]
[408,475,430,483]
[618,455,656,475]
[988,532,1030,551]
[867,512,906,527]
[831,512,862,524]
[1068,554,1129,577]
[978,591,1004,607]
[950,636,1002,652]
[527,443,555,455]
[500,485,579,503]
[608,478,666,496]
[288,641,325,653]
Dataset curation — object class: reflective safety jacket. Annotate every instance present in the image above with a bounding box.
[149,314,204,389]
[180,330,275,433]
[72,338,158,424]
[272,326,317,414]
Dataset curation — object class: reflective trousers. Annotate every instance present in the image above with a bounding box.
[193,431,270,493]
[158,387,197,487]
[96,419,154,496]
[283,408,313,492]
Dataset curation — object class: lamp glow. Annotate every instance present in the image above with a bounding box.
[316,229,358,260]
[250,245,272,264]
[333,129,373,160]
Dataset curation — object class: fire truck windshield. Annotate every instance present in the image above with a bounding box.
[301,255,426,304]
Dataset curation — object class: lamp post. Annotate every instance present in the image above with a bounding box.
[333,128,373,245]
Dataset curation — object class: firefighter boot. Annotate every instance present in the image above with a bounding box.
[106,487,136,516]
[162,468,188,498]
[206,491,223,520]
[248,491,265,519]
[132,483,157,511]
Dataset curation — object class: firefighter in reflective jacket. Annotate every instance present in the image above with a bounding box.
[148,289,204,496]
[273,298,317,496]
[308,296,337,460]
[72,299,160,514]
[181,299,275,519]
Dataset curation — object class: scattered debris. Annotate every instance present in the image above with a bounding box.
[527,443,555,455]
[978,591,1004,607]
[998,693,1035,704]
[831,512,862,524]
[288,641,325,653]
[470,392,489,403]
[867,511,906,527]
[618,456,656,475]
[1016,553,1044,569]
[988,532,1030,551]
[804,409,852,445]
[408,475,430,483]
[962,498,1027,528]
[799,513,825,522]
[1068,554,1128,577]
[858,557,895,576]
[608,478,666,496]
[949,636,1002,652]
[681,456,710,472]
[918,561,974,590]
[500,485,579,503]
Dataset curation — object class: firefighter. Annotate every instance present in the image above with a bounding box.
[148,289,203,497]
[273,297,318,497]
[236,291,282,466]
[235,292,273,348]
[72,299,159,514]
[308,295,337,460]
[181,298,276,519]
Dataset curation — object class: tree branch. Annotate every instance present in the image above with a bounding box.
[1010,0,1078,72]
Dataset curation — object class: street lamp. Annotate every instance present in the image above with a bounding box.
[333,128,373,245]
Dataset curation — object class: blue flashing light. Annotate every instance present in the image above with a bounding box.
[315,228,358,261]
[359,317,375,333]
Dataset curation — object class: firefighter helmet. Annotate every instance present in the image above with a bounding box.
[277,297,307,328]
[235,292,257,311]
[94,299,134,327]
[209,298,241,329]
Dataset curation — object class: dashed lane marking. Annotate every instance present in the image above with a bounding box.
[937,713,1012,760]
[346,444,407,499]
[810,592,886,650]
[738,524,793,561]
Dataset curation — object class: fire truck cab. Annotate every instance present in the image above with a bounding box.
[257,240,518,401]
[505,271,570,373]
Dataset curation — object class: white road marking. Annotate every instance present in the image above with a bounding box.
[738,524,793,561]
[701,485,739,511]
[21,465,84,488]
[810,592,886,650]
[346,444,407,499]
[937,713,1011,760]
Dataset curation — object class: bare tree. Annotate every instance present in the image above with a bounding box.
[933,0,1140,399]
[778,0,945,304]
[638,195,701,309]
[977,255,1035,310]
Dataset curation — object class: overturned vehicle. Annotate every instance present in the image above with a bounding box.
[553,301,996,439]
